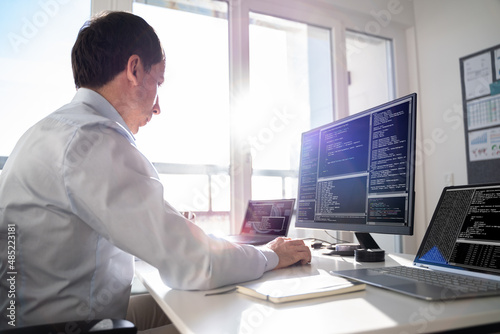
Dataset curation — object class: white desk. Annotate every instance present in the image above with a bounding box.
[135,252,500,334]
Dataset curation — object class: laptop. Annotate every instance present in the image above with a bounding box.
[334,183,500,301]
[224,199,295,245]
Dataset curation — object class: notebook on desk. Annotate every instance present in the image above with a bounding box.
[334,183,500,301]
[224,199,295,245]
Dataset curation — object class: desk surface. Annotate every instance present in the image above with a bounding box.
[135,252,500,334]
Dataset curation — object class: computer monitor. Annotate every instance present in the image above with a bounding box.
[295,93,417,253]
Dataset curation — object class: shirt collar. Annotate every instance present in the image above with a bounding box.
[72,88,136,141]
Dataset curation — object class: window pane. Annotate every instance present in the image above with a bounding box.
[248,12,333,198]
[284,176,298,199]
[252,176,283,200]
[0,0,91,156]
[133,1,230,166]
[346,31,394,115]
[160,174,210,211]
[210,173,230,212]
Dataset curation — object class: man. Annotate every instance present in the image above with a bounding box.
[0,11,311,332]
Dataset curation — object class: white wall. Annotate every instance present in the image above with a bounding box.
[411,0,500,250]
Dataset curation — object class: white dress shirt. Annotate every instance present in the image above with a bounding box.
[0,88,279,328]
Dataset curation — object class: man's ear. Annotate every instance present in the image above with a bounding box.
[126,54,142,86]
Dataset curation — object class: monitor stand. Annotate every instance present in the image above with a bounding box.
[323,232,385,262]
[354,232,385,262]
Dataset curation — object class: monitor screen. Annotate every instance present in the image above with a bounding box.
[241,199,295,236]
[295,93,417,236]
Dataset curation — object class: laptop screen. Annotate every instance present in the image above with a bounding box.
[240,199,295,236]
[415,184,500,275]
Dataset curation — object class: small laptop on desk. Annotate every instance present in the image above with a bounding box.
[224,199,295,245]
[334,183,500,301]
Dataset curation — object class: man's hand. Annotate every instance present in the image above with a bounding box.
[267,237,311,269]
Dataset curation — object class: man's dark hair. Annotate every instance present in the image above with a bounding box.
[72,11,163,89]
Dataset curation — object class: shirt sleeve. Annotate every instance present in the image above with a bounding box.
[259,247,280,271]
[63,123,277,290]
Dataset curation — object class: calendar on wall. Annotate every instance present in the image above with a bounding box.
[459,44,500,183]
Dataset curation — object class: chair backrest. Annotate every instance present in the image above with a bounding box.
[2,319,137,334]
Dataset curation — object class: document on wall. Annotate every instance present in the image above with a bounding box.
[463,52,493,100]
[466,94,500,131]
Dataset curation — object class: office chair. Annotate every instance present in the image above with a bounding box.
[2,319,137,334]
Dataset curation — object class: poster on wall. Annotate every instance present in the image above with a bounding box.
[468,127,500,162]
[460,44,500,184]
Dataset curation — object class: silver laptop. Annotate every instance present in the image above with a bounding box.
[334,183,500,301]
[224,199,295,245]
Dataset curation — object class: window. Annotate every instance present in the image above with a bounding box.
[346,30,395,115]
[0,0,91,157]
[248,12,333,200]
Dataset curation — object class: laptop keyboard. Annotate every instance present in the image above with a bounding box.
[372,266,500,293]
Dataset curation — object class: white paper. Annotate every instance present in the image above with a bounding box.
[464,52,493,100]
[466,95,500,131]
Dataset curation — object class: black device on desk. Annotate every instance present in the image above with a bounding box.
[295,93,417,262]
[323,243,360,256]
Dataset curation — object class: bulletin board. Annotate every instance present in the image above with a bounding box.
[459,44,500,184]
